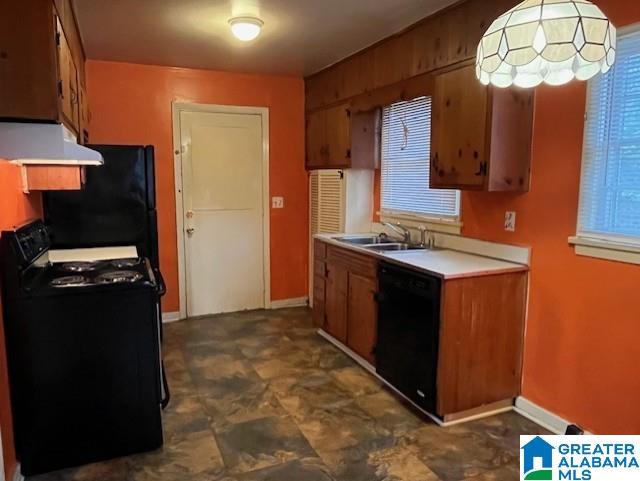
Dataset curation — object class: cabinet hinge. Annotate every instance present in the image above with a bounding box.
[346,149,351,159]
[57,80,63,97]
[338,170,344,179]
[346,108,351,118]
[55,32,61,47]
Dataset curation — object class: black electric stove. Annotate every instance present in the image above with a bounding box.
[0,220,165,476]
[25,256,156,294]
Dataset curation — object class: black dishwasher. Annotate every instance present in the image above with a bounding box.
[376,262,441,414]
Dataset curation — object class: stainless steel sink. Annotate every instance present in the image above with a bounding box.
[335,235,395,245]
[363,243,426,252]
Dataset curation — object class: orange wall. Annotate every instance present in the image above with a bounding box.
[0,162,41,480]
[374,0,640,434]
[86,61,308,313]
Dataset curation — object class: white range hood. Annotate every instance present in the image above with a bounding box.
[0,122,103,165]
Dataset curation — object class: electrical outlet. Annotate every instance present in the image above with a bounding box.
[271,196,284,209]
[505,211,516,232]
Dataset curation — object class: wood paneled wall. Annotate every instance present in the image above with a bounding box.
[305,0,519,112]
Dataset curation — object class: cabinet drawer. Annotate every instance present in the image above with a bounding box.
[314,239,327,260]
[327,245,377,279]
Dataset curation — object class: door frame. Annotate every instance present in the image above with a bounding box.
[172,102,271,320]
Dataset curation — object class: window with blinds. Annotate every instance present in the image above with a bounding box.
[578,27,640,244]
[380,97,460,219]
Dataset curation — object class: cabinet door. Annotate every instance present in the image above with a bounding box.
[325,261,348,343]
[430,65,489,190]
[347,273,377,365]
[350,108,380,169]
[306,109,326,169]
[56,18,79,133]
[324,103,351,168]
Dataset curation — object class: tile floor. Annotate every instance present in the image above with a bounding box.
[29,307,548,481]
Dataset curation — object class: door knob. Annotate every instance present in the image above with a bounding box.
[186,228,195,235]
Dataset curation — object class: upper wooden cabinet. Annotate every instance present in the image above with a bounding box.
[0,0,88,140]
[430,65,533,192]
[306,104,380,170]
[306,103,351,169]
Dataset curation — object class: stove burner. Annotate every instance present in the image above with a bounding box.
[110,258,141,269]
[95,270,143,284]
[50,275,90,288]
[60,261,100,273]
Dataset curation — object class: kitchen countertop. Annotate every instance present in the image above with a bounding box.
[315,233,528,279]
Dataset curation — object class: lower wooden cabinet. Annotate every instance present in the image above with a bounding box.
[325,261,348,344]
[347,273,377,364]
[313,240,378,365]
[312,238,527,420]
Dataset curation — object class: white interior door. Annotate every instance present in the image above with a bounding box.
[180,110,265,317]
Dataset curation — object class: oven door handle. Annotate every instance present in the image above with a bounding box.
[154,268,166,297]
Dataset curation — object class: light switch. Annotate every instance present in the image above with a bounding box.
[505,211,516,232]
[272,196,284,209]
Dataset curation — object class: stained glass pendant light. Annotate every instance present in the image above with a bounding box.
[476,0,616,88]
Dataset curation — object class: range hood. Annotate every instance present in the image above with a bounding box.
[0,122,103,165]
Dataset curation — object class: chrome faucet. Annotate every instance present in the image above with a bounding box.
[418,226,435,249]
[381,222,411,243]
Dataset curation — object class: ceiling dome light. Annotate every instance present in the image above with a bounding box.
[229,16,264,42]
[476,0,616,88]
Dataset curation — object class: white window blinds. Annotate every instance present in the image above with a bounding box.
[578,28,640,243]
[380,97,460,219]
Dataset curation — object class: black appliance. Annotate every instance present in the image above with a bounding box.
[375,262,441,414]
[43,145,158,267]
[0,220,164,476]
[43,144,169,408]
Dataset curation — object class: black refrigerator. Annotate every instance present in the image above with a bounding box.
[43,144,169,406]
[43,145,159,268]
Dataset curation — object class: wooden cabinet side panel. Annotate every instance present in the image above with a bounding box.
[488,88,534,192]
[437,272,527,415]
[431,65,489,190]
[0,0,58,120]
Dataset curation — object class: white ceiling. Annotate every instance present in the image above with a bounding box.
[73,0,458,77]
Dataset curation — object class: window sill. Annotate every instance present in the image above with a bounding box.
[568,236,640,265]
[379,211,462,235]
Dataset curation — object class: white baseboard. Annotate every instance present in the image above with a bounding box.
[269,297,309,309]
[12,464,24,481]
[515,396,591,434]
[162,311,181,323]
